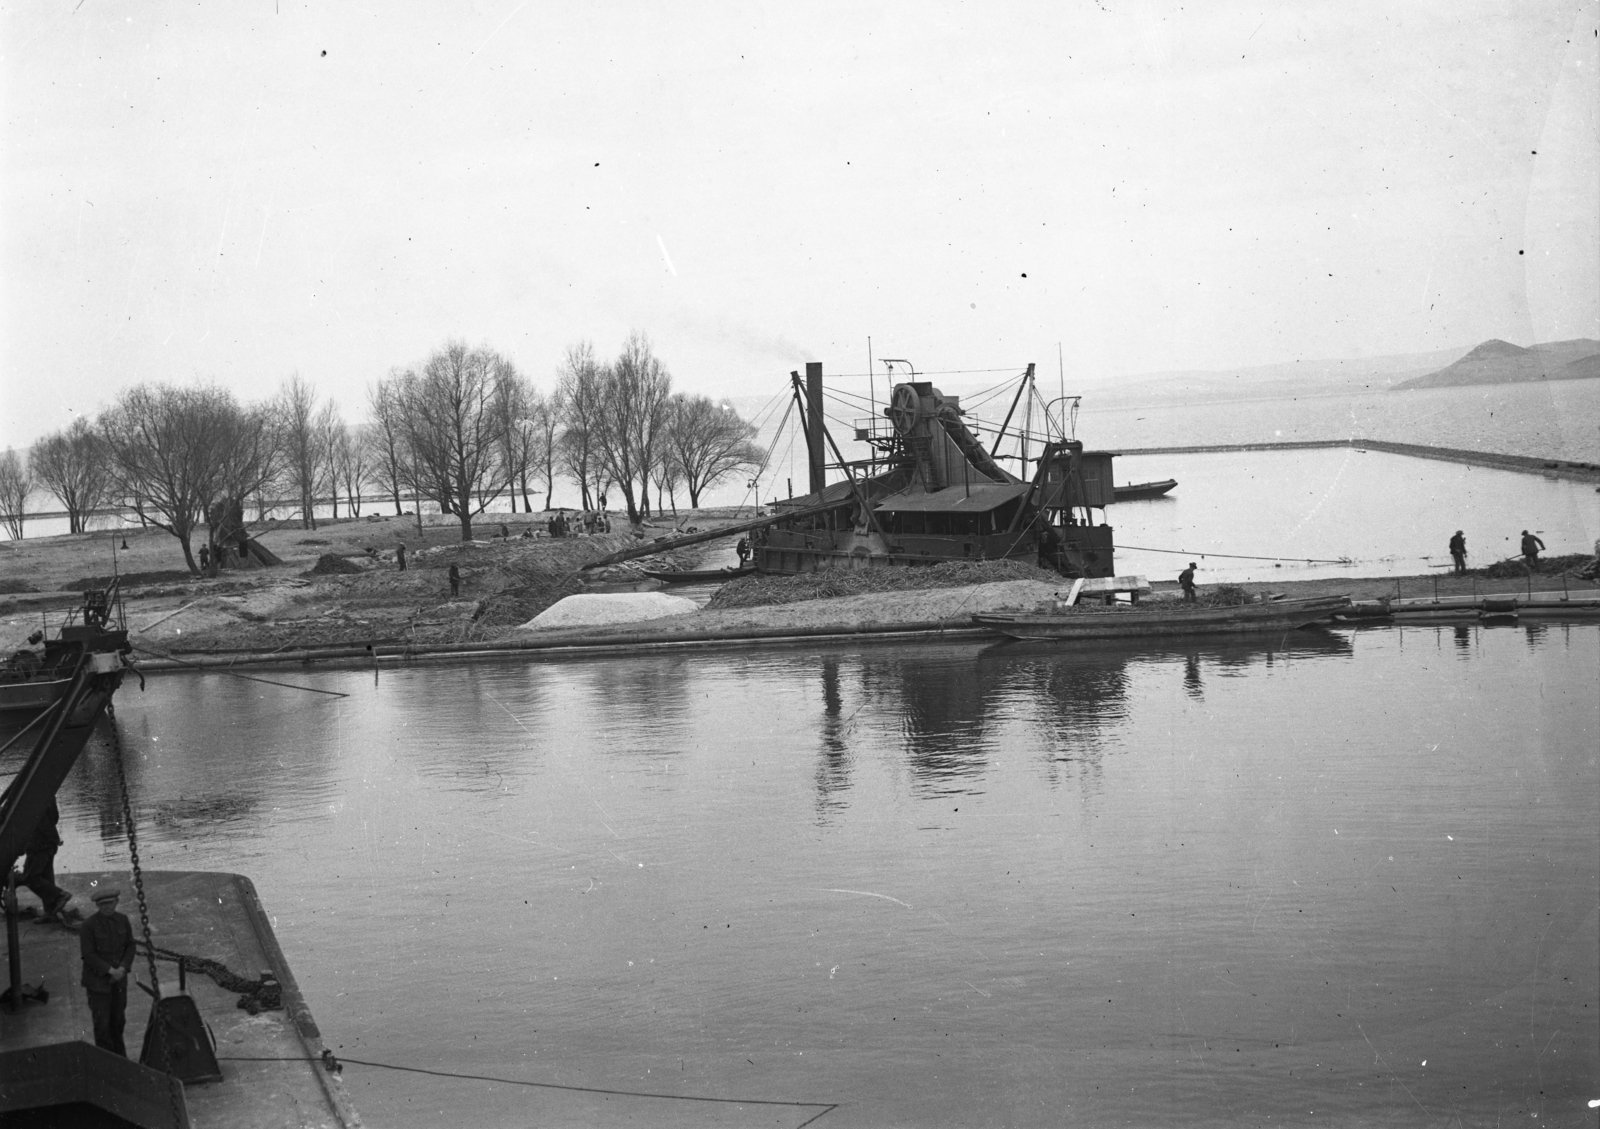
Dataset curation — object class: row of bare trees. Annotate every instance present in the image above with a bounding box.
[5,332,763,563]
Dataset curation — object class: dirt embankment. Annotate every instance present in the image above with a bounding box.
[3,511,1596,661]
[0,510,747,655]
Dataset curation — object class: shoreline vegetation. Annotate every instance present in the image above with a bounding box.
[4,508,1595,670]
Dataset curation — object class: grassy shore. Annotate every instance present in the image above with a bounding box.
[2,514,1595,662]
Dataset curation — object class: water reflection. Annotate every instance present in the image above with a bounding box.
[801,630,1357,807]
[44,625,1596,1129]
[814,658,851,819]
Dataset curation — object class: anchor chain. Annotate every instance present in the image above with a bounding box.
[107,705,183,1129]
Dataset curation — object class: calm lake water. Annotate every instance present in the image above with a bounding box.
[45,622,1600,1127]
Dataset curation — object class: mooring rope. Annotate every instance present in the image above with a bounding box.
[130,643,350,697]
[1117,543,1353,565]
[214,1054,837,1125]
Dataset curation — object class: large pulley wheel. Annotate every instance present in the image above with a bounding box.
[886,384,922,436]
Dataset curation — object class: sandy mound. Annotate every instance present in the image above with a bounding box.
[520,592,698,630]
[305,553,364,576]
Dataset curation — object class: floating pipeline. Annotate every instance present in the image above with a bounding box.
[129,619,999,672]
[1340,591,1600,620]
[1110,439,1600,484]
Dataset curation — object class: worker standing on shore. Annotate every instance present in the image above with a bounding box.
[448,562,460,597]
[80,888,136,1056]
[1520,530,1545,570]
[1449,530,1468,574]
[396,543,407,571]
[1179,562,1198,603]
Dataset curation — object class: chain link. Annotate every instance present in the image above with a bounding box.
[107,703,184,1129]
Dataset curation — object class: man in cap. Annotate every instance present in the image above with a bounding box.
[1520,530,1545,571]
[1179,562,1199,603]
[80,887,136,1055]
[1448,530,1467,575]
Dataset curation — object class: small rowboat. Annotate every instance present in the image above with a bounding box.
[641,566,758,584]
[1112,478,1177,502]
[973,595,1351,641]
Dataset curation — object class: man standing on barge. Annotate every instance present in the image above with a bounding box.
[1449,530,1467,574]
[80,888,136,1055]
[1179,562,1198,603]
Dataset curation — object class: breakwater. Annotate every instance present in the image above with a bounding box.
[1112,438,1600,482]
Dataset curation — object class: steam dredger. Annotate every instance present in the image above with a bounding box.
[753,362,1116,578]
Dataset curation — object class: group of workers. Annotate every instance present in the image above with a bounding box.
[1447,529,1547,574]
[1171,528,1556,601]
[10,802,137,1056]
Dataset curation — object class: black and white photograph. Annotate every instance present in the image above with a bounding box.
[2,3,1597,1125]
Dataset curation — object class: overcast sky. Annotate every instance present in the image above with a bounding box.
[3,1,1596,449]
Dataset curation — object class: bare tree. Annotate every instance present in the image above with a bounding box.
[593,332,673,523]
[491,369,543,513]
[531,390,562,510]
[314,402,342,519]
[30,417,114,534]
[100,384,280,574]
[279,374,325,529]
[664,394,763,508]
[367,374,414,516]
[555,342,603,510]
[401,340,518,541]
[324,414,367,519]
[0,449,31,540]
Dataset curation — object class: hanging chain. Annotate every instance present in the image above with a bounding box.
[108,703,184,1129]
[107,704,160,997]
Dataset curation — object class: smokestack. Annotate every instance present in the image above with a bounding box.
[806,361,826,496]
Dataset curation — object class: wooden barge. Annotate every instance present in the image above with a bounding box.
[972,595,1352,641]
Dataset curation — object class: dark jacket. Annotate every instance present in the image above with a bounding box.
[27,797,62,855]
[80,911,136,992]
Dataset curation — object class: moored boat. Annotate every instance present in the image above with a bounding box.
[641,565,758,584]
[0,582,127,715]
[1112,478,1177,501]
[972,594,1351,640]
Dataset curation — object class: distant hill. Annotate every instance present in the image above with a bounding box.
[1392,338,1600,391]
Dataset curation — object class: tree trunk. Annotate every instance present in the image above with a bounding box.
[179,535,198,575]
[392,490,403,516]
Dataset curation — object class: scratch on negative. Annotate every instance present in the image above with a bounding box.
[821,889,912,909]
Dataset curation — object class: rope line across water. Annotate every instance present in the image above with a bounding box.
[1117,543,1354,565]
[215,1055,838,1124]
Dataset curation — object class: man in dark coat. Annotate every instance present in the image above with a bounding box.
[396,542,407,571]
[1179,562,1198,603]
[80,888,137,1055]
[21,797,71,919]
[1449,531,1467,574]
[448,562,461,597]
[1520,530,1545,570]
